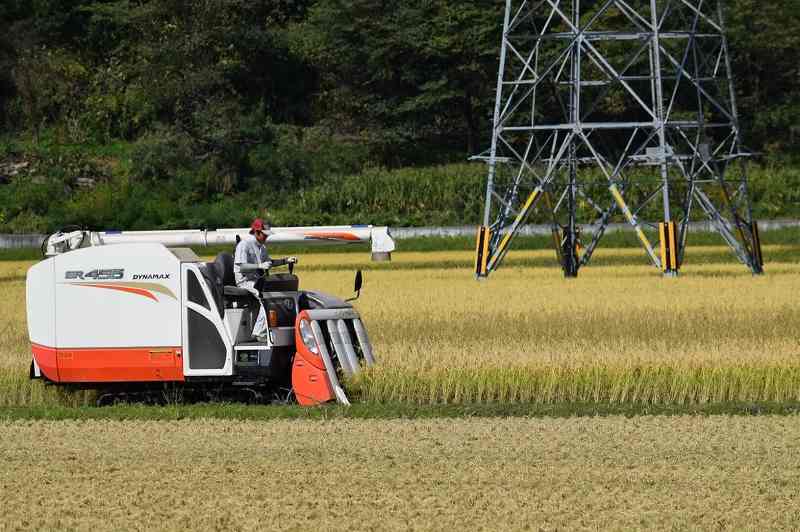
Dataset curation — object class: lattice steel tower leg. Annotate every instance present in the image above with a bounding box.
[474,0,764,279]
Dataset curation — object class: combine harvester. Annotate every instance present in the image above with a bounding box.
[26,225,395,406]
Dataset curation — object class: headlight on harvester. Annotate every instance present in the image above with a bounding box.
[298,319,320,355]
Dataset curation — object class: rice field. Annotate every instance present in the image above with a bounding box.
[0,244,798,407]
[2,415,800,530]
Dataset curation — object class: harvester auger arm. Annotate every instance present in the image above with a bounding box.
[43,225,395,261]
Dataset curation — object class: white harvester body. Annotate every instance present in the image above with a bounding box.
[26,225,393,405]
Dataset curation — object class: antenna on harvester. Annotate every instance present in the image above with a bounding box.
[474,0,764,279]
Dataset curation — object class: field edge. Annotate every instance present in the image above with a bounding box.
[3,401,800,422]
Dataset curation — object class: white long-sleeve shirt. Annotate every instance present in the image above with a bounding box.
[234,236,271,288]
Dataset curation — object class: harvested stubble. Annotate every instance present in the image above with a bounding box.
[0,246,798,407]
[1,416,800,530]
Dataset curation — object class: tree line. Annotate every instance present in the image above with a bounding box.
[0,1,797,232]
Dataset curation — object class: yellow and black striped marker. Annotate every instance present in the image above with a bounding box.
[475,226,491,278]
[658,221,679,274]
[486,187,543,272]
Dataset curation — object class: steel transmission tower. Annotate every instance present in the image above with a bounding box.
[474,0,764,279]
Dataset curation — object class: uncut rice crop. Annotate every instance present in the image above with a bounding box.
[0,273,94,407]
[324,247,800,405]
[0,245,798,407]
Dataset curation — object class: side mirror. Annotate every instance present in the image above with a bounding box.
[347,270,363,302]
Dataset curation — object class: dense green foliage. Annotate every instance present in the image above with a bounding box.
[1,155,797,233]
[0,1,798,232]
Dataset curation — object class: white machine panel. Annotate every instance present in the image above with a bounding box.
[26,259,56,347]
[53,244,184,348]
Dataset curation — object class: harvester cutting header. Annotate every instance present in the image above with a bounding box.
[27,224,395,406]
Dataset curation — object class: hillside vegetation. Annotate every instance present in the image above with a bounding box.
[0,1,798,232]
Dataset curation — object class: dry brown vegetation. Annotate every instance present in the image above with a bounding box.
[1,246,799,406]
[2,415,800,530]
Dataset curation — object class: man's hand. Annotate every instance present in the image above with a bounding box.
[264,257,298,268]
[258,261,273,270]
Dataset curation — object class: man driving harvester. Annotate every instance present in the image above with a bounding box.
[235,218,296,340]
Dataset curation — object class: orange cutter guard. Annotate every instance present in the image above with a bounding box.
[291,308,376,406]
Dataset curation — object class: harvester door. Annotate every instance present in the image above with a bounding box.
[181,264,233,376]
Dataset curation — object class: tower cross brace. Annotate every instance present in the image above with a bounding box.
[475,0,764,279]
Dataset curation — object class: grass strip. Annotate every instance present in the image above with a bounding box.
[2,246,796,275]
[3,401,800,422]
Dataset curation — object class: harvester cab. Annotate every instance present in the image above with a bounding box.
[26,226,393,406]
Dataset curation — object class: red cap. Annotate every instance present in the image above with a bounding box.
[249,218,268,235]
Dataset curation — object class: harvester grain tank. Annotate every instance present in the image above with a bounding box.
[26,225,395,405]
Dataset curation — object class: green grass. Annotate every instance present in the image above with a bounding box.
[1,131,135,160]
[0,247,45,261]
[3,400,800,422]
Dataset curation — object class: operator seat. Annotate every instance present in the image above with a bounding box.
[214,253,252,297]
[214,252,300,294]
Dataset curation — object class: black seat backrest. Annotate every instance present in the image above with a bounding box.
[201,262,225,319]
[215,252,236,286]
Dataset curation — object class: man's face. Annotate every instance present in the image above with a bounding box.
[255,230,268,244]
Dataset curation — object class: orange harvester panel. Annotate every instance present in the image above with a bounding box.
[31,344,59,381]
[292,354,334,406]
[291,312,334,405]
[33,345,184,383]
